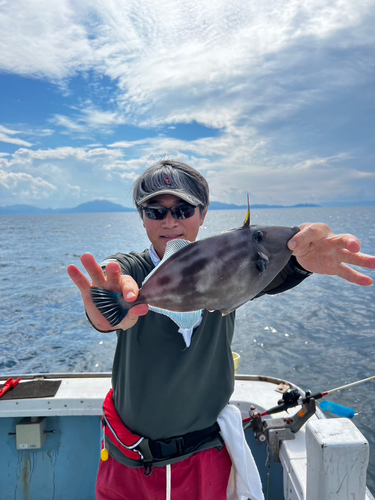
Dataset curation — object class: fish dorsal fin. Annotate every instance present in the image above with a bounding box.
[164,238,191,259]
[242,194,251,228]
[143,239,191,285]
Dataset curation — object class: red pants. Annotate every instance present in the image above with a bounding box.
[96,447,232,500]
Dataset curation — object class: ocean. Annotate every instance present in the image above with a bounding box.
[1,206,374,491]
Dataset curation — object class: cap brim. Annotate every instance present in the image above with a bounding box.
[137,189,201,206]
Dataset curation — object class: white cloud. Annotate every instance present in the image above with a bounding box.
[51,105,128,135]
[0,170,57,199]
[0,132,374,208]
[1,0,373,131]
[0,0,374,207]
[0,125,20,136]
[51,115,88,134]
[0,125,33,147]
[7,146,122,163]
[0,0,93,80]
[88,0,375,129]
[118,171,139,180]
[202,150,374,205]
[0,144,140,207]
[81,108,126,127]
[353,171,375,180]
[107,140,140,149]
[66,183,81,197]
[0,133,32,147]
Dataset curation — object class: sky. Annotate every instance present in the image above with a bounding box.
[0,0,374,209]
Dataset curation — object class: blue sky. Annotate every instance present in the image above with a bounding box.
[0,0,374,209]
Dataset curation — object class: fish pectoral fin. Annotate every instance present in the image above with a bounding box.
[258,251,269,262]
[142,239,191,285]
[255,251,269,273]
[90,287,130,328]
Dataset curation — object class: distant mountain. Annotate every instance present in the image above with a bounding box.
[57,200,136,214]
[0,200,136,216]
[209,201,248,210]
[0,204,50,215]
[209,201,320,210]
[2,198,375,216]
[319,200,375,208]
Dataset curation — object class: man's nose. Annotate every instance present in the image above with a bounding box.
[162,211,178,227]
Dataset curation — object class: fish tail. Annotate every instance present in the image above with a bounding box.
[90,287,130,328]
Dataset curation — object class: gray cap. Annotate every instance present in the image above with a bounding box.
[133,160,209,216]
[137,188,202,207]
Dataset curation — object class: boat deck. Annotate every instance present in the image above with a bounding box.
[0,373,373,500]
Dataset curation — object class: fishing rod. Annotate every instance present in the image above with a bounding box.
[243,375,375,462]
[259,374,375,419]
[321,374,375,396]
[311,374,375,418]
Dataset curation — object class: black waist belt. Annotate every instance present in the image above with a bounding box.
[137,422,221,467]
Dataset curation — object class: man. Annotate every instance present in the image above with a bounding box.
[67,160,375,500]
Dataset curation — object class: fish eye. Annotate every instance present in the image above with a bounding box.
[253,230,263,243]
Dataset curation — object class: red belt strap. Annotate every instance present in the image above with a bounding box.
[102,389,143,461]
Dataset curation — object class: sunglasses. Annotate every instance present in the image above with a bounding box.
[141,204,197,220]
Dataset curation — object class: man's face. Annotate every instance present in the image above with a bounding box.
[142,194,207,258]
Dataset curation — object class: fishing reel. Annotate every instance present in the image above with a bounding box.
[245,389,316,462]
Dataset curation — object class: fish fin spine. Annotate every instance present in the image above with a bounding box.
[242,194,251,228]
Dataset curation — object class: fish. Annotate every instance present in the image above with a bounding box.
[90,200,300,328]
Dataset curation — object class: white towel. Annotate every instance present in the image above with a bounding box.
[217,405,265,500]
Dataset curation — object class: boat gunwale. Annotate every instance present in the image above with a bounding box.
[0,372,296,386]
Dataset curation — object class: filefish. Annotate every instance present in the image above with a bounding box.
[90,203,300,328]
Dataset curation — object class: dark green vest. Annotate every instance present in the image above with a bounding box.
[108,250,235,441]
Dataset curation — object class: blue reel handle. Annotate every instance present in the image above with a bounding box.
[320,400,355,419]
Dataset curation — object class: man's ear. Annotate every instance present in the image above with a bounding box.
[200,210,208,226]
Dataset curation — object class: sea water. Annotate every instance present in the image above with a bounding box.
[1,206,374,490]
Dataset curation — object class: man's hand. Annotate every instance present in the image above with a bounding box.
[67,253,149,331]
[288,223,375,286]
